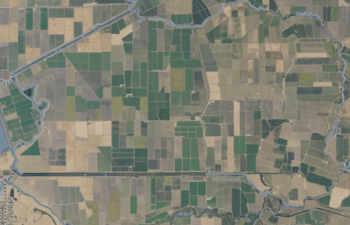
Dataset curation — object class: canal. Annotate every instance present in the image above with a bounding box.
[0,110,10,154]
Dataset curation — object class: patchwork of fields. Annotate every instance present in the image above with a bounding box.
[1,0,350,224]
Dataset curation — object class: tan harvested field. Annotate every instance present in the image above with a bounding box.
[265,43,281,51]
[120,24,133,38]
[9,23,18,41]
[166,0,192,14]
[48,18,65,35]
[79,201,93,218]
[4,112,18,121]
[41,121,112,172]
[234,101,240,135]
[17,155,52,172]
[313,82,333,87]
[64,18,74,43]
[240,17,247,37]
[58,121,75,172]
[191,216,221,225]
[89,32,102,52]
[61,0,69,6]
[276,60,284,72]
[227,137,234,172]
[338,98,350,118]
[111,34,123,46]
[29,63,43,75]
[78,42,89,52]
[101,33,112,51]
[83,7,93,33]
[0,25,9,42]
[0,151,13,171]
[329,187,350,208]
[205,136,215,147]
[8,185,60,225]
[340,0,350,6]
[207,71,221,100]
[75,121,88,139]
[0,83,11,96]
[74,8,83,22]
[297,53,328,58]
[223,5,231,18]
[10,0,18,6]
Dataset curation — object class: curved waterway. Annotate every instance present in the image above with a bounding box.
[0,110,11,155]
[0,0,349,224]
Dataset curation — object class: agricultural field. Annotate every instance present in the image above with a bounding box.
[1,0,350,224]
[1,184,62,225]
[0,83,41,145]
[8,174,280,224]
[12,173,350,225]
[0,0,130,81]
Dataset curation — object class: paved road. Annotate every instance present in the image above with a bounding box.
[21,172,207,177]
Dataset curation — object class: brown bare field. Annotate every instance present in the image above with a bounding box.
[83,7,93,33]
[0,151,13,171]
[74,8,83,22]
[9,185,60,225]
[64,18,74,42]
[330,187,350,208]
[48,18,65,35]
